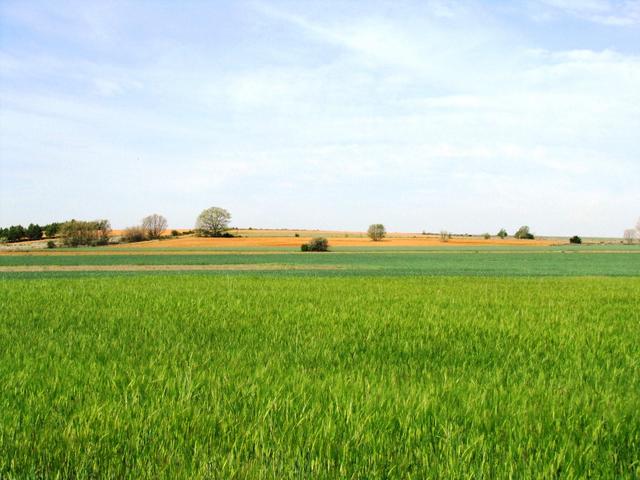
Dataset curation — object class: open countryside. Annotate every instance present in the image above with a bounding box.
[1,1,639,478]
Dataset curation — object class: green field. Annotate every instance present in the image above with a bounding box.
[1,249,639,478]
[1,249,640,277]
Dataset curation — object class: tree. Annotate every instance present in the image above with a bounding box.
[483,233,491,240]
[26,223,43,240]
[637,217,640,234]
[514,225,535,240]
[6,225,25,243]
[497,229,508,239]
[44,222,61,238]
[196,207,231,237]
[142,213,168,240]
[440,230,451,242]
[624,229,637,244]
[569,235,582,245]
[367,224,386,241]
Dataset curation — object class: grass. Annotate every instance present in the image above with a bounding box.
[1,250,640,276]
[1,275,639,478]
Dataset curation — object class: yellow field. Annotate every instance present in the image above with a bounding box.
[112,231,556,248]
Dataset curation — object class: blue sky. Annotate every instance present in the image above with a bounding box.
[1,0,638,236]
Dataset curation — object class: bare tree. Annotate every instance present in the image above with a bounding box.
[624,229,637,244]
[196,207,231,237]
[142,214,168,239]
[440,230,451,242]
[637,217,640,234]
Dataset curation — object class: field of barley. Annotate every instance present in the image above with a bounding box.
[1,247,639,478]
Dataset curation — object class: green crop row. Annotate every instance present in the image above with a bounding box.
[1,251,639,276]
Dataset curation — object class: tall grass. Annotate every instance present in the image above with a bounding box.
[1,276,639,478]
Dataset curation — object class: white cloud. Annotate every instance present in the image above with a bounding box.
[532,0,640,25]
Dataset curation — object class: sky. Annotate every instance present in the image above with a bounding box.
[0,0,639,236]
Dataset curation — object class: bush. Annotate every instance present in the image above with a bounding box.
[367,224,386,241]
[497,229,508,239]
[60,220,111,247]
[46,240,56,249]
[483,233,491,240]
[294,233,300,237]
[171,229,179,237]
[122,226,146,243]
[569,236,582,245]
[301,237,329,252]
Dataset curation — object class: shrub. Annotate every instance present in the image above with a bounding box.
[301,237,329,252]
[171,229,179,237]
[294,233,300,237]
[46,240,56,249]
[367,224,386,241]
[60,220,111,247]
[497,229,508,239]
[569,236,582,245]
[483,233,491,240]
[122,226,146,243]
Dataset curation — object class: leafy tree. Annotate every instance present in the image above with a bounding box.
[514,226,535,240]
[367,224,386,241]
[142,214,168,239]
[6,225,25,243]
[196,207,231,237]
[569,235,582,245]
[497,229,508,239]
[26,223,43,240]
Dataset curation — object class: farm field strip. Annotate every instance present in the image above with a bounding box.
[1,275,639,478]
[1,251,639,276]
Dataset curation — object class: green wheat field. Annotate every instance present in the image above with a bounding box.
[1,248,639,478]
